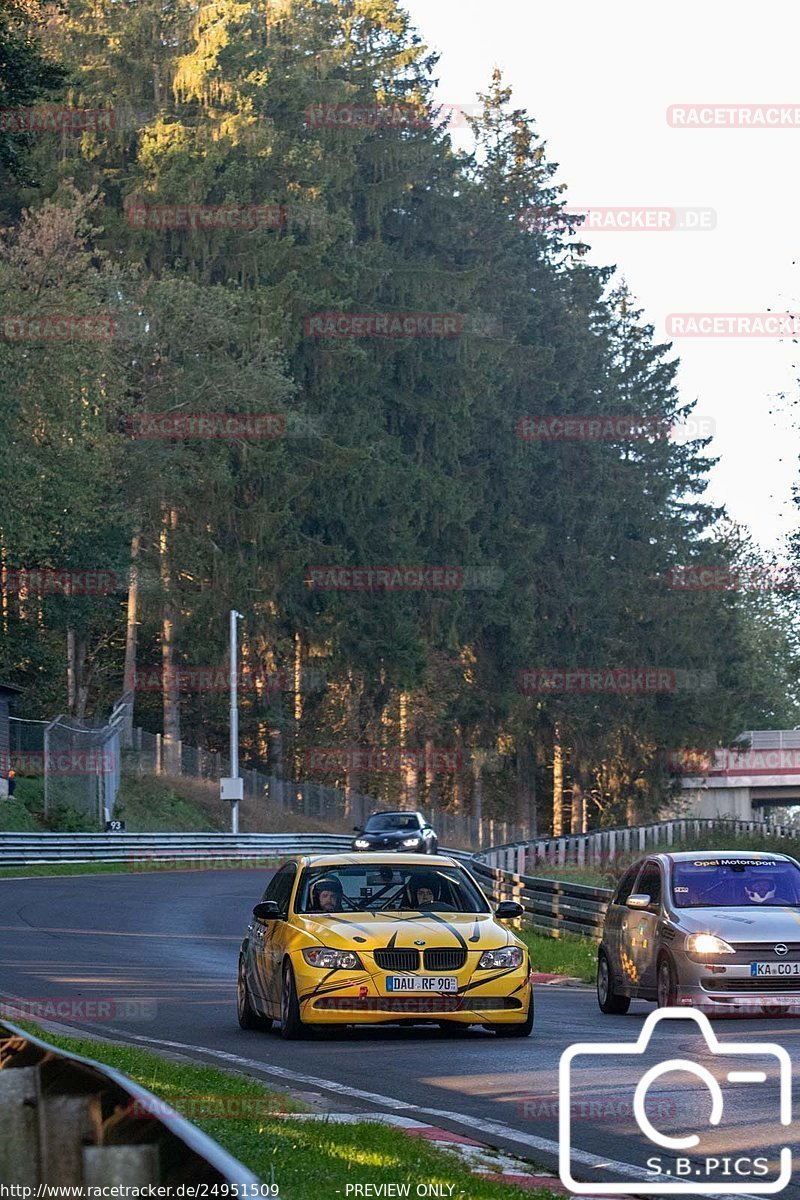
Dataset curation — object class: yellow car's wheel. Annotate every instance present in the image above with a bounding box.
[280,960,306,1040]
[237,955,272,1032]
[486,993,534,1038]
[438,1020,468,1036]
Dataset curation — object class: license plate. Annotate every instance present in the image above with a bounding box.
[750,962,800,977]
[385,975,458,992]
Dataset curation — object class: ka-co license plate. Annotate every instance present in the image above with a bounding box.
[385,975,458,992]
[750,961,800,977]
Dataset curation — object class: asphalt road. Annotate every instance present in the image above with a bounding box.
[1,869,799,1200]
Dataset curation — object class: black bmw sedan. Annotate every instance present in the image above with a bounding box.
[352,810,439,854]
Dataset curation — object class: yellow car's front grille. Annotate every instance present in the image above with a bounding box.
[423,948,466,970]
[374,949,420,971]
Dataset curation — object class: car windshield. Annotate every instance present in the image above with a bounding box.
[364,813,421,832]
[671,859,800,908]
[296,864,489,914]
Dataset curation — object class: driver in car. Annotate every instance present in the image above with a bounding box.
[309,876,344,913]
[408,873,457,912]
[744,874,779,904]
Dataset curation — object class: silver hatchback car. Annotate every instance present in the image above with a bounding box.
[597,850,800,1016]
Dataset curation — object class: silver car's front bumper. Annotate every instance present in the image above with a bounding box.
[674,956,800,1014]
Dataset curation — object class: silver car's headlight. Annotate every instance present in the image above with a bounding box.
[478,946,524,969]
[353,838,370,849]
[302,948,363,970]
[685,933,735,956]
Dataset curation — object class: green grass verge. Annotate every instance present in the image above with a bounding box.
[9,1025,559,1198]
[519,927,596,983]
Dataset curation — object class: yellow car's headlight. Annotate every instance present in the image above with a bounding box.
[685,933,735,956]
[478,947,524,969]
[302,948,363,970]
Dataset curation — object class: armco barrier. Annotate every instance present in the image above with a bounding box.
[0,1019,260,1186]
[469,857,610,940]
[0,831,353,867]
[500,816,800,873]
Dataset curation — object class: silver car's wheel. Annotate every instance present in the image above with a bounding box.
[597,949,630,1014]
[657,957,677,1008]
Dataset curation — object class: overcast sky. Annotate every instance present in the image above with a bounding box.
[403,0,799,554]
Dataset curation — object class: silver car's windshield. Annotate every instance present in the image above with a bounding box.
[671,859,800,908]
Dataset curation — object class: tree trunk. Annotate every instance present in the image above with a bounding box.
[159,507,181,773]
[74,633,89,719]
[552,725,564,837]
[570,781,585,834]
[399,692,417,805]
[472,752,484,845]
[67,629,76,712]
[121,527,141,746]
[515,732,536,839]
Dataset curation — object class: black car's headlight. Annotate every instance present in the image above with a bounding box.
[302,948,364,970]
[353,838,371,849]
[402,836,422,846]
[478,947,524,969]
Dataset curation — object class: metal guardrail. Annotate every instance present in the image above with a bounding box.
[473,817,800,941]
[470,857,610,940]
[0,1019,260,1186]
[0,831,354,867]
[485,816,800,874]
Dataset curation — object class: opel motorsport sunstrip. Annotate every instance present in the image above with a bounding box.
[597,850,800,1014]
[237,853,533,1037]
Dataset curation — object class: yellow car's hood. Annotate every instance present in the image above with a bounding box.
[294,911,513,952]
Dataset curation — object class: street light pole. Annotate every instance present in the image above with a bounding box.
[229,609,244,834]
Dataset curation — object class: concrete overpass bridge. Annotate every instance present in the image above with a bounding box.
[679,730,800,819]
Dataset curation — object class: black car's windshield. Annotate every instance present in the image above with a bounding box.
[296,864,489,914]
[364,813,421,832]
[671,859,800,908]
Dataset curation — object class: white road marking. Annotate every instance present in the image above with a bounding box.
[65,1025,770,1200]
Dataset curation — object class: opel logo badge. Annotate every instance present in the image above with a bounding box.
[775,943,788,955]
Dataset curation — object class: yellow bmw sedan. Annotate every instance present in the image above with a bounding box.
[237,853,534,1039]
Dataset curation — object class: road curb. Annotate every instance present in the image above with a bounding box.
[279,1111,629,1196]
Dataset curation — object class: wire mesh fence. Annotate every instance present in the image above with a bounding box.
[123,725,514,848]
[42,697,130,824]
